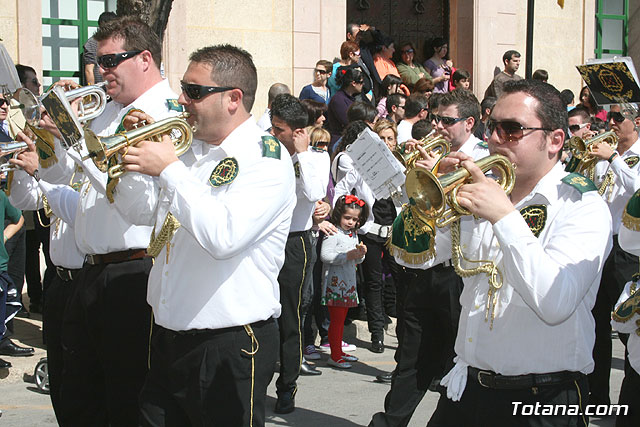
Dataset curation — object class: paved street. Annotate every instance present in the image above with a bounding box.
[0,310,623,426]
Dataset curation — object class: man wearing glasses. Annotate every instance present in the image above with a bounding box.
[21,16,182,426]
[113,44,295,426]
[395,80,611,426]
[581,104,640,408]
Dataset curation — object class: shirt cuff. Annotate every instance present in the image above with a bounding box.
[492,209,532,247]
[158,160,188,196]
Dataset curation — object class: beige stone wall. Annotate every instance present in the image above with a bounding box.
[471,0,595,103]
[0,0,42,78]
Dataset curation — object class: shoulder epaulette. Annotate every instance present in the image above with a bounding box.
[261,135,281,159]
[622,188,640,231]
[624,155,639,168]
[167,99,183,112]
[561,173,597,194]
[477,140,488,149]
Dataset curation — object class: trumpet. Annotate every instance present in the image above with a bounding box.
[14,82,108,126]
[393,131,450,170]
[405,154,516,228]
[565,130,618,175]
[83,113,193,179]
[0,141,28,173]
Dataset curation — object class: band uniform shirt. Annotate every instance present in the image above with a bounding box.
[289,149,330,232]
[8,171,84,269]
[114,118,296,331]
[457,134,489,160]
[42,79,180,255]
[594,136,640,234]
[396,162,612,375]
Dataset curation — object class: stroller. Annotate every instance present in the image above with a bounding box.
[33,357,49,393]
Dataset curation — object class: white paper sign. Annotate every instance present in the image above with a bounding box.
[345,128,408,205]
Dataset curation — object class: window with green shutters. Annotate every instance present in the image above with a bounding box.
[595,0,629,59]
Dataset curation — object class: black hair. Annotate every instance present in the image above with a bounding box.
[502,79,567,132]
[532,69,548,82]
[404,93,429,119]
[568,106,590,122]
[98,11,117,27]
[347,101,377,123]
[300,99,328,126]
[411,119,432,139]
[480,97,497,114]
[428,92,444,112]
[559,89,574,106]
[94,16,163,70]
[330,195,369,230]
[502,50,521,64]
[334,120,369,156]
[424,37,449,60]
[270,93,308,130]
[386,93,406,116]
[15,64,36,85]
[380,74,403,97]
[452,69,470,83]
[438,89,481,131]
[336,65,364,89]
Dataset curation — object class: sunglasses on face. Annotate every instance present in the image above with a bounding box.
[0,99,7,107]
[354,80,364,84]
[97,50,142,69]
[402,49,414,54]
[486,119,552,142]
[180,81,239,100]
[352,51,361,57]
[568,123,588,134]
[314,69,330,75]
[431,114,466,126]
[607,111,626,123]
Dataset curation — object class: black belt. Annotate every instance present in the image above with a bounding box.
[468,367,584,390]
[84,248,149,265]
[173,318,274,336]
[288,230,311,238]
[56,266,81,282]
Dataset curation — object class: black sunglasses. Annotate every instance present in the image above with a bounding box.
[431,114,466,126]
[97,50,142,69]
[180,81,239,100]
[402,49,414,54]
[486,119,552,142]
[0,99,7,107]
[314,69,330,75]
[568,123,588,134]
[607,111,626,123]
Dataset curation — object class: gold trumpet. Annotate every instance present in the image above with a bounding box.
[393,131,450,170]
[565,130,618,175]
[83,113,193,179]
[405,154,516,228]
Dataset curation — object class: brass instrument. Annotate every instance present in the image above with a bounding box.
[393,131,450,169]
[0,141,28,173]
[565,130,618,175]
[405,154,516,228]
[14,82,108,126]
[83,113,193,179]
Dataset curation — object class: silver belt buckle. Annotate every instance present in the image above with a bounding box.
[379,225,390,239]
[85,254,96,265]
[477,370,493,388]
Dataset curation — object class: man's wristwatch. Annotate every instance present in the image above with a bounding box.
[32,169,40,182]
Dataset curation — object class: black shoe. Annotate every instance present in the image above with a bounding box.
[300,360,322,376]
[274,390,295,414]
[370,339,384,354]
[0,357,11,368]
[0,339,35,357]
[375,371,393,383]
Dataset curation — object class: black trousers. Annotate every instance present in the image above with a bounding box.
[589,236,637,405]
[370,264,463,427]
[616,359,640,427]
[428,371,589,427]
[276,232,310,394]
[25,211,55,306]
[43,272,77,425]
[301,231,317,349]
[59,257,153,427]
[140,319,279,427]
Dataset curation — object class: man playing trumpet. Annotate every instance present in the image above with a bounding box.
[397,80,612,426]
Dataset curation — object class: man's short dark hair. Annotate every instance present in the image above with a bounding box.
[347,23,359,39]
[347,102,377,124]
[560,89,574,107]
[404,94,429,119]
[428,92,444,112]
[267,83,290,106]
[532,69,548,82]
[270,94,309,130]
[386,93,406,116]
[411,119,432,140]
[190,44,258,112]
[94,17,162,69]
[503,50,521,64]
[568,106,590,123]
[15,64,36,85]
[480,97,497,115]
[98,11,117,27]
[502,79,568,132]
[452,69,470,83]
[438,89,481,131]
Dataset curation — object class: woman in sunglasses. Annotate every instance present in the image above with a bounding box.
[299,60,332,105]
[395,41,431,90]
[577,86,607,122]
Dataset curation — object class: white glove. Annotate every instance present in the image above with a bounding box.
[440,357,469,402]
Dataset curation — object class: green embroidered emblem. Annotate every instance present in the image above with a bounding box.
[623,188,640,231]
[294,161,301,178]
[624,156,640,168]
[167,99,183,112]
[478,140,488,149]
[564,156,581,173]
[209,157,238,187]
[612,273,640,323]
[519,205,547,238]
[561,173,597,193]
[261,135,281,159]
[386,205,436,264]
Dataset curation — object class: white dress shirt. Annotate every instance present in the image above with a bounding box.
[594,137,640,234]
[457,134,489,159]
[40,79,181,255]
[289,149,329,232]
[114,118,296,331]
[396,120,413,144]
[256,108,272,131]
[8,170,85,269]
[397,162,613,375]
